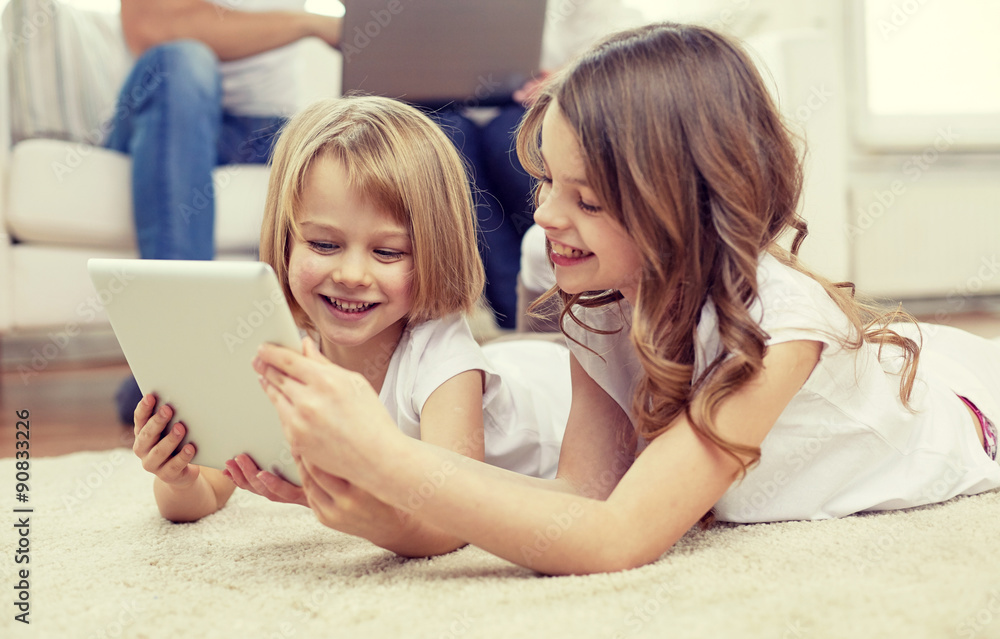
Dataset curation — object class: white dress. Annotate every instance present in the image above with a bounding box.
[380,314,569,479]
[565,252,1000,522]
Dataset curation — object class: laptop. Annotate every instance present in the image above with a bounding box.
[340,0,547,108]
[87,259,303,484]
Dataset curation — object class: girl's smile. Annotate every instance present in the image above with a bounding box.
[321,295,380,319]
[533,101,641,301]
[288,153,414,366]
[549,238,595,267]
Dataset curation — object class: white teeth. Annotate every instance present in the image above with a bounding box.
[551,242,592,259]
[327,297,376,312]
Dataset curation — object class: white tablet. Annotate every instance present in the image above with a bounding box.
[88,258,303,484]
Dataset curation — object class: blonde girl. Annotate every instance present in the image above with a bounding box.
[256,24,999,575]
[132,96,568,557]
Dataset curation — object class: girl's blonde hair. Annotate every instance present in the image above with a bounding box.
[518,23,920,476]
[260,96,484,328]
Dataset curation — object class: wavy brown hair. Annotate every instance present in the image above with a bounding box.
[517,23,920,476]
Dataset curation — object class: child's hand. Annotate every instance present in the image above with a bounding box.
[132,394,200,488]
[223,454,307,506]
[254,336,398,480]
[297,459,412,545]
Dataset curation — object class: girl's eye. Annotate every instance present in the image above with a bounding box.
[307,241,338,253]
[578,200,602,214]
[374,249,406,261]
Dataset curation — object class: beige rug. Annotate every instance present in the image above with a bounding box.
[1,449,998,639]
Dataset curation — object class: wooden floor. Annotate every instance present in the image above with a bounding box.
[2,310,1000,460]
[1,360,136,458]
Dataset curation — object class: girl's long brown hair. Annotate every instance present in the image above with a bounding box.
[518,23,920,476]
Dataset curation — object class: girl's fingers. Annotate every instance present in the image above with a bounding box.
[303,461,350,495]
[224,460,252,490]
[138,420,184,473]
[302,335,325,361]
[160,441,196,480]
[133,402,173,456]
[257,471,306,504]
[233,454,268,493]
[256,342,311,381]
[133,393,157,437]
[301,470,337,512]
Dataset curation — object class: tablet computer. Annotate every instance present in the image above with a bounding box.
[87,258,303,484]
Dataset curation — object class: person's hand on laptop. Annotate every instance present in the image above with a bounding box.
[223,454,308,506]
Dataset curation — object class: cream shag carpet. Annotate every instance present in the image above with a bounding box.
[1,449,998,639]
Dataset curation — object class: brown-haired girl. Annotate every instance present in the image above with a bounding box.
[132,96,569,558]
[256,24,999,575]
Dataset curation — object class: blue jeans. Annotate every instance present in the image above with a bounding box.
[431,106,534,329]
[104,40,286,260]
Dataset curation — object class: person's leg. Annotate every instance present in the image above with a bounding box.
[216,113,286,166]
[480,105,534,329]
[104,40,223,261]
[105,40,225,424]
[429,108,515,328]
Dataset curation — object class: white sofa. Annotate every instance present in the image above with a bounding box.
[0,0,340,339]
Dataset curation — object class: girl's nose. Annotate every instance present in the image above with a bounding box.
[332,252,372,287]
[533,194,568,230]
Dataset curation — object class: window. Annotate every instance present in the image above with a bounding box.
[851,0,1000,150]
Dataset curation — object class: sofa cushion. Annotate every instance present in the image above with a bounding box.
[6,138,270,252]
[3,0,132,144]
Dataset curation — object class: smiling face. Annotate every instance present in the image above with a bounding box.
[533,101,642,303]
[288,153,414,359]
